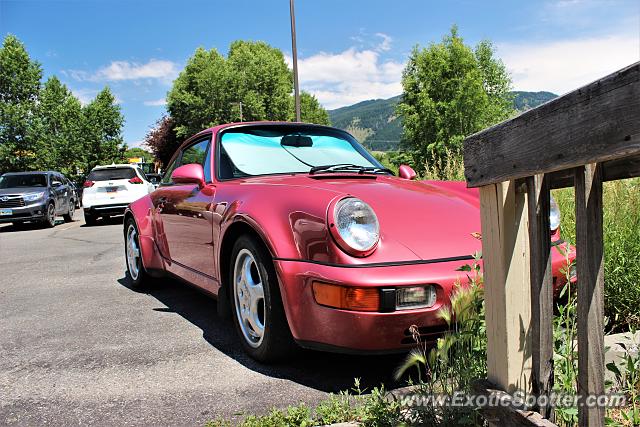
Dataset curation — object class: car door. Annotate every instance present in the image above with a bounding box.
[50,174,68,214]
[152,136,216,278]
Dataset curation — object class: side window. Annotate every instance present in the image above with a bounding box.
[160,158,178,185]
[180,138,212,182]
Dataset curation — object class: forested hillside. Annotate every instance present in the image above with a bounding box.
[328,91,558,151]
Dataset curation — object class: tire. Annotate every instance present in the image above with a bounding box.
[124,218,150,289]
[84,211,97,226]
[63,201,75,222]
[41,202,56,228]
[229,234,296,362]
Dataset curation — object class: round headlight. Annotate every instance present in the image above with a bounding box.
[331,197,380,255]
[550,195,561,231]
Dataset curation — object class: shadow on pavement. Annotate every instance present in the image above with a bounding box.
[117,274,409,394]
[80,215,125,227]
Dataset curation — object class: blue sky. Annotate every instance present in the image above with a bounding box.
[2,0,639,146]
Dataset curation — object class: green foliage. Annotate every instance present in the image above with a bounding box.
[394,252,486,425]
[167,41,329,139]
[0,35,125,177]
[554,179,640,332]
[397,26,513,174]
[124,147,153,162]
[32,76,85,177]
[0,34,42,172]
[296,91,330,125]
[82,87,126,172]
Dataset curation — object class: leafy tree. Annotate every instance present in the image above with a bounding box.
[167,41,330,138]
[33,76,85,177]
[125,147,153,162]
[144,115,179,167]
[296,91,331,125]
[397,26,513,174]
[0,34,42,172]
[82,87,126,171]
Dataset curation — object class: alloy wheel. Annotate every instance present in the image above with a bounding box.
[126,224,141,281]
[233,249,266,348]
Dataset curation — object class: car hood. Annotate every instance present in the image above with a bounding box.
[0,187,46,196]
[238,174,483,261]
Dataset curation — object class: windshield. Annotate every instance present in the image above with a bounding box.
[88,168,137,181]
[219,126,381,178]
[0,174,48,188]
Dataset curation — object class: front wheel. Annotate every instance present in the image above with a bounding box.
[229,235,296,362]
[41,202,56,228]
[124,218,149,289]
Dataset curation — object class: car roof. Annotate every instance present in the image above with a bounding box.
[2,171,57,176]
[91,164,139,170]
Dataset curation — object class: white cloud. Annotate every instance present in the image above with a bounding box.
[498,32,639,95]
[286,47,404,109]
[143,98,167,107]
[375,33,392,52]
[69,59,178,83]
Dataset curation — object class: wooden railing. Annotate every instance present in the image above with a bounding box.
[462,62,640,426]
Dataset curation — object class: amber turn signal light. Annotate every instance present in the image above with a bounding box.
[312,282,380,312]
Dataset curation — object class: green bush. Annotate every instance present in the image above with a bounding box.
[554,178,640,331]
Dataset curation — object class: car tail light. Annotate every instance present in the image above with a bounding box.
[312,282,379,312]
[83,180,94,188]
[129,176,143,184]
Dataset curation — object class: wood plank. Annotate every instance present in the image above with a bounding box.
[575,163,605,427]
[526,174,554,420]
[464,62,640,188]
[473,380,559,427]
[480,181,533,394]
[549,153,640,189]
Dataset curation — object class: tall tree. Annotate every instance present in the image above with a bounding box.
[82,87,126,171]
[167,40,330,138]
[34,76,85,177]
[0,35,42,172]
[296,91,331,125]
[397,26,513,174]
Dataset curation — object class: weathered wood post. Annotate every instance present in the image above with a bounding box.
[464,62,639,426]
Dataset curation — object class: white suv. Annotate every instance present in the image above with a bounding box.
[82,164,154,225]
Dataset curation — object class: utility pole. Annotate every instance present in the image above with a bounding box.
[230,101,243,122]
[289,0,301,122]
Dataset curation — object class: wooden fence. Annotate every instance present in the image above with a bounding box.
[462,62,640,426]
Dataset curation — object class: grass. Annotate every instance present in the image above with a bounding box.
[553,178,640,332]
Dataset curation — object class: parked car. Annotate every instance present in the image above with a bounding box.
[82,164,154,226]
[0,171,76,227]
[124,122,576,362]
[146,173,162,187]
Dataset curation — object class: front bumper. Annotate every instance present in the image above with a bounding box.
[0,202,47,223]
[84,203,129,217]
[275,243,575,353]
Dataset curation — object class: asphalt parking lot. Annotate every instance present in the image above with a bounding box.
[0,215,403,426]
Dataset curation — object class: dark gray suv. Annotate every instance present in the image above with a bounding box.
[0,171,76,228]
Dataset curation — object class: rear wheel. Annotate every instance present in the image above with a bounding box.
[229,235,296,362]
[125,218,149,289]
[84,211,97,226]
[63,201,75,222]
[41,202,56,228]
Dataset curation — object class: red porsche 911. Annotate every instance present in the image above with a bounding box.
[124,122,575,362]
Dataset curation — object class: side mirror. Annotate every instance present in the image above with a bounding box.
[398,164,417,180]
[171,164,205,187]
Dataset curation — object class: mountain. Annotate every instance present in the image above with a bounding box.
[328,91,558,151]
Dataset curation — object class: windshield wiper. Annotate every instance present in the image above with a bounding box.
[309,164,394,175]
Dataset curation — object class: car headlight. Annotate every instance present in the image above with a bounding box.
[23,192,45,202]
[550,195,561,231]
[330,197,380,256]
